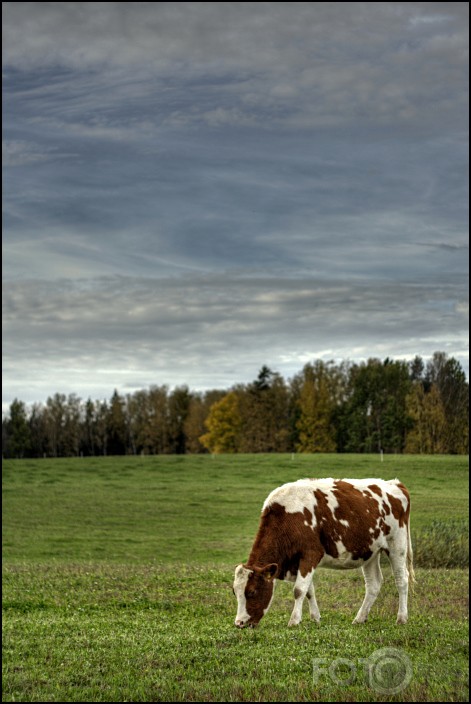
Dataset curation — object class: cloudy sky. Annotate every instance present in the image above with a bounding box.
[3,2,469,410]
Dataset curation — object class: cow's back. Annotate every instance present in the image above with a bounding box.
[261,477,411,570]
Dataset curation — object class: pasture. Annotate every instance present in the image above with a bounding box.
[2,453,469,702]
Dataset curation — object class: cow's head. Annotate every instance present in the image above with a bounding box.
[233,563,279,627]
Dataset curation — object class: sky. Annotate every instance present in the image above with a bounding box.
[2,2,469,411]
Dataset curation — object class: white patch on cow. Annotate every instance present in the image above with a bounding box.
[326,490,339,516]
[339,519,349,528]
[386,481,409,511]
[233,564,252,626]
[263,477,337,518]
[263,479,316,514]
[234,564,252,585]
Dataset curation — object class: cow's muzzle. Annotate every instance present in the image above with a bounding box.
[235,619,256,628]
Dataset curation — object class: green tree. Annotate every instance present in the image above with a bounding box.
[83,399,96,456]
[168,386,191,454]
[6,399,31,458]
[63,394,82,456]
[426,353,468,454]
[144,386,169,454]
[107,390,127,455]
[28,403,48,458]
[343,359,412,453]
[237,369,291,453]
[44,393,67,457]
[94,400,109,455]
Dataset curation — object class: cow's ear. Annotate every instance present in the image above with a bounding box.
[262,563,279,581]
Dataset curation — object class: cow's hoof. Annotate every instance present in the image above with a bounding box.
[288,618,301,627]
[352,616,367,624]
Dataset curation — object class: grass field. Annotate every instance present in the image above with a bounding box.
[2,454,469,701]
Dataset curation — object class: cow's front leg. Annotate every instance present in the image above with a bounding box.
[306,579,321,622]
[288,569,314,626]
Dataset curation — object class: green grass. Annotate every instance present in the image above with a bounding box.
[2,454,469,701]
[3,453,469,564]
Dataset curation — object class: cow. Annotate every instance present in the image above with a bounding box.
[233,477,414,628]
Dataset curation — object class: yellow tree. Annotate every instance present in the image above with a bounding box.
[184,390,226,453]
[296,361,338,453]
[404,383,447,454]
[200,392,243,454]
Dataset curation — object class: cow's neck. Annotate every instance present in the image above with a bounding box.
[247,516,291,569]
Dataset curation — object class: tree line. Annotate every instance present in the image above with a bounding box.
[2,352,468,459]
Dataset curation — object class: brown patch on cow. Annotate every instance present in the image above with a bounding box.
[313,489,339,558]
[303,507,313,525]
[294,587,302,600]
[369,484,383,497]
[328,480,382,561]
[386,492,409,527]
[249,502,324,580]
[241,565,277,625]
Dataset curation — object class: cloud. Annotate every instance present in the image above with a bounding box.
[2,2,468,407]
[3,2,468,131]
[3,273,468,406]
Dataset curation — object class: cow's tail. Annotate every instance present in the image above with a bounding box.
[406,516,416,591]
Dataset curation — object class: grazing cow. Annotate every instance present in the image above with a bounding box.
[233,477,414,628]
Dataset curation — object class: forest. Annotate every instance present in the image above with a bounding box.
[2,351,468,458]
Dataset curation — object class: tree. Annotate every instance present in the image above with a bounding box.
[200,392,243,453]
[343,359,412,453]
[426,353,469,454]
[83,399,96,456]
[405,383,447,454]
[5,399,31,458]
[94,400,109,456]
[44,393,67,457]
[63,394,82,456]
[168,386,192,454]
[140,386,169,454]
[236,368,291,453]
[405,353,469,454]
[28,403,48,458]
[184,390,226,454]
[107,390,127,455]
[295,361,339,452]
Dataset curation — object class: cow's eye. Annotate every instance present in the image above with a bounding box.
[246,588,257,598]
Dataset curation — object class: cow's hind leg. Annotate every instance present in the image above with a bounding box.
[353,552,383,624]
[388,537,409,624]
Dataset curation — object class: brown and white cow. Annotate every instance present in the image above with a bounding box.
[233,477,414,628]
